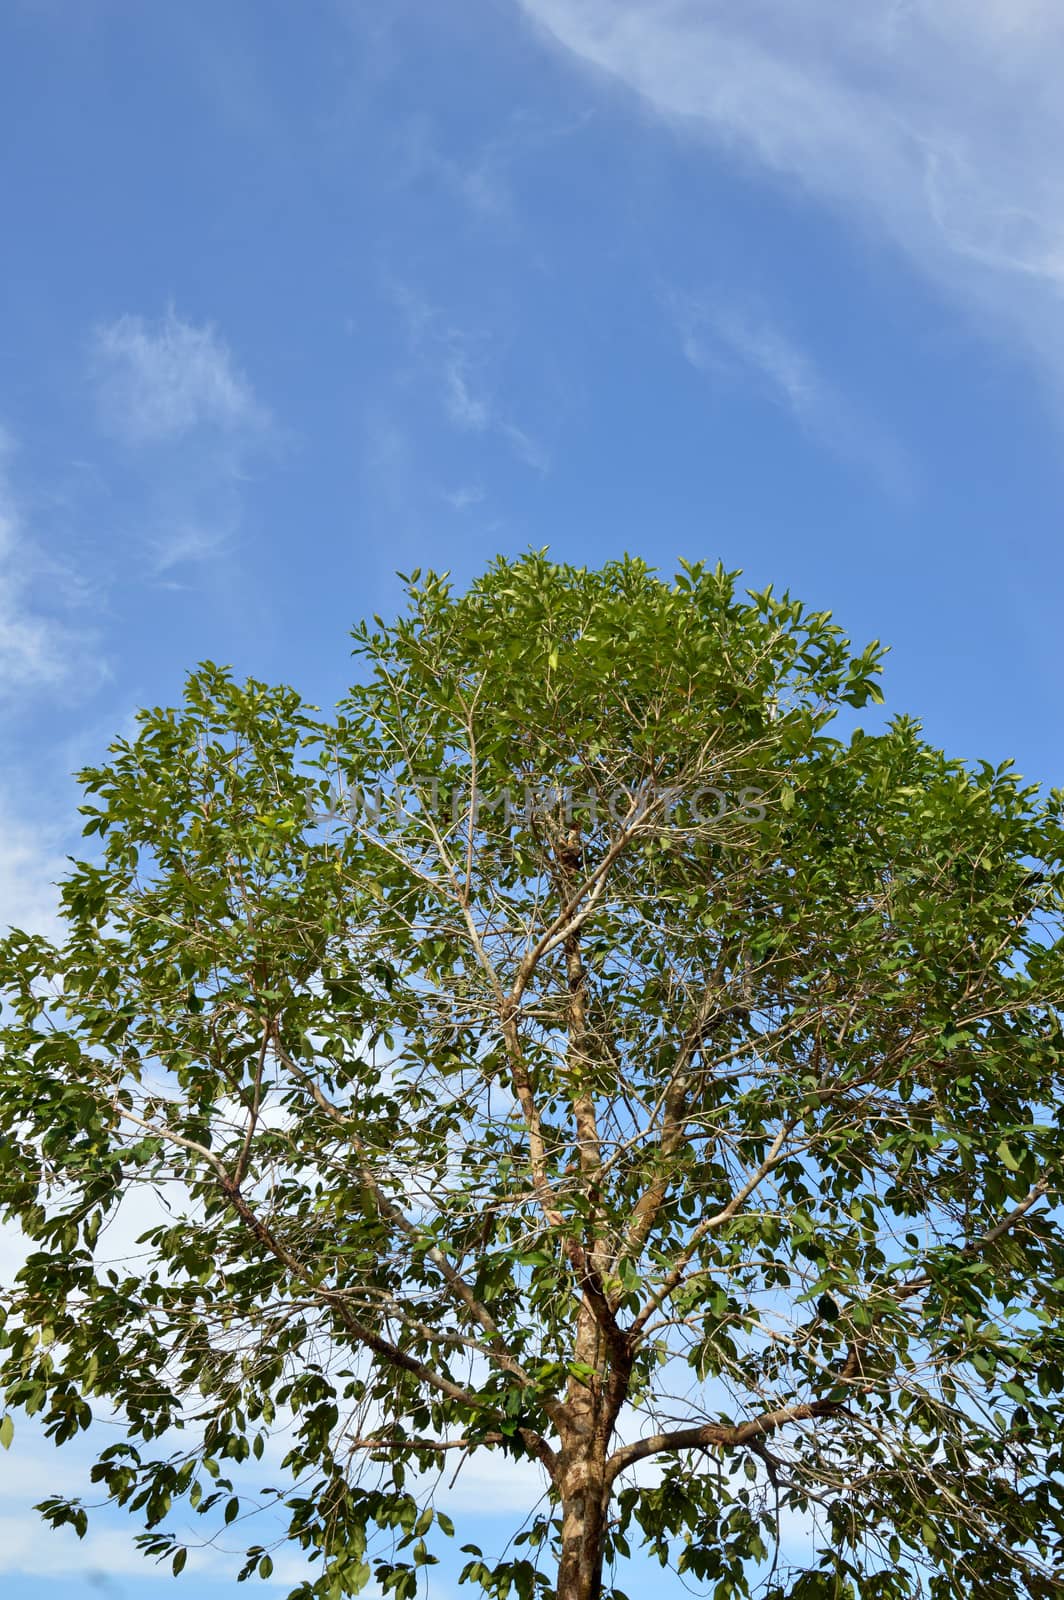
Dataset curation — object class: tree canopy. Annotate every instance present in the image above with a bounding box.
[2,552,1064,1600]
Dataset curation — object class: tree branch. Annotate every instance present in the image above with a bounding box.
[232,1018,271,1189]
[346,1429,557,1474]
[267,1029,560,1413]
[628,1117,800,1340]
[606,1398,846,1486]
[213,1173,533,1433]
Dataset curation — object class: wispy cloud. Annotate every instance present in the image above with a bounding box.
[685,310,816,418]
[90,308,272,571]
[443,354,492,431]
[92,306,267,445]
[395,114,513,219]
[0,1507,319,1588]
[669,291,912,492]
[500,421,550,474]
[390,101,597,225]
[0,792,67,939]
[0,429,103,698]
[442,482,486,511]
[149,520,238,574]
[389,279,550,472]
[518,0,1064,397]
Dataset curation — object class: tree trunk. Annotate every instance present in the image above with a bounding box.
[556,1456,608,1600]
[553,829,614,1600]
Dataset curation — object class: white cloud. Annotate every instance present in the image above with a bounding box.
[670,291,912,492]
[0,1509,322,1588]
[440,356,550,471]
[395,114,512,219]
[92,307,267,446]
[443,355,492,432]
[517,0,1064,395]
[432,1447,550,1517]
[89,308,273,571]
[686,309,816,419]
[499,421,550,474]
[390,102,596,225]
[149,519,237,574]
[0,431,102,698]
[0,796,67,940]
[442,483,486,510]
[389,280,550,471]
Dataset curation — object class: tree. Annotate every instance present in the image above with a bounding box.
[2,553,1064,1600]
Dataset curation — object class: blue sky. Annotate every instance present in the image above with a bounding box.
[2,0,1064,1594]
